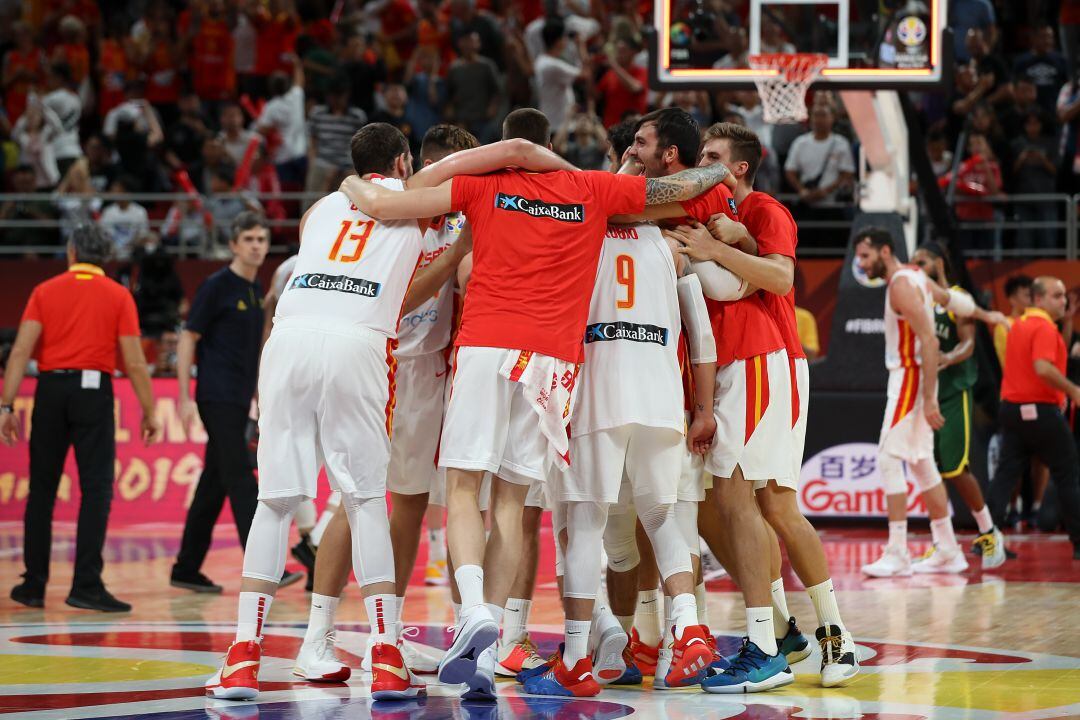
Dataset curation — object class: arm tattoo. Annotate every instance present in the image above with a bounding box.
[644,163,731,206]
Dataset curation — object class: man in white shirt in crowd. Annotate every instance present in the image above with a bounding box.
[534,18,590,133]
[218,102,259,168]
[43,62,83,179]
[783,104,855,245]
[257,54,306,187]
[98,175,150,260]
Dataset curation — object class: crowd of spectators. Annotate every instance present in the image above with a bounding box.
[0,0,1077,261]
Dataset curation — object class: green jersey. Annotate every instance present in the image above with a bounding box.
[933,286,978,399]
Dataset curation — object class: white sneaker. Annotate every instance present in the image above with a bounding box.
[912,544,969,574]
[816,624,859,688]
[590,620,628,685]
[973,527,1007,570]
[652,639,674,690]
[399,626,442,674]
[294,628,352,682]
[438,605,499,686]
[861,544,912,577]
[462,644,498,701]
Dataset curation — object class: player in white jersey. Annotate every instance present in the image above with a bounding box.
[854,228,1004,578]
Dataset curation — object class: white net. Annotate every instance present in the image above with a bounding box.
[748,53,830,124]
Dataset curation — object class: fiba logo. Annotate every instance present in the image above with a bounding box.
[851,256,885,289]
[896,16,927,48]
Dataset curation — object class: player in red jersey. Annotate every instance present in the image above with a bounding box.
[340,114,737,699]
[670,122,859,688]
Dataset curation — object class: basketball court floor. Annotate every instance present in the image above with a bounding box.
[1,521,1078,720]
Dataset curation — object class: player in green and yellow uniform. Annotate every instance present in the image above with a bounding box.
[912,243,1007,569]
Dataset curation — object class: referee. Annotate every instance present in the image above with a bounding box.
[988,276,1080,559]
[1,225,161,612]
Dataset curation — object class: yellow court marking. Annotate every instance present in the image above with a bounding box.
[784,670,1080,713]
[0,655,214,684]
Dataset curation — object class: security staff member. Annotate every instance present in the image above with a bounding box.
[1,225,161,612]
[171,212,301,592]
[988,277,1080,560]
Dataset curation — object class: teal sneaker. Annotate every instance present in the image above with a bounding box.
[700,639,794,694]
[777,616,811,664]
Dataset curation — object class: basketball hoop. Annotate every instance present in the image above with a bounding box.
[748,53,829,124]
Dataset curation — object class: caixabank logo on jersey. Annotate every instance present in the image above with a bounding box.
[495,193,584,223]
[586,321,669,346]
[290,272,381,297]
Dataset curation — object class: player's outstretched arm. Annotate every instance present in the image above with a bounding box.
[701,215,793,296]
[928,283,1010,328]
[340,175,454,220]
[401,225,472,314]
[643,162,733,206]
[663,226,752,301]
[410,139,579,189]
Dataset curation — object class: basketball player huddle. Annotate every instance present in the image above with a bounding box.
[204,106,994,704]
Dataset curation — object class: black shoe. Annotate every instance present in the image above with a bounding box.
[279,569,304,588]
[1073,544,1080,561]
[170,570,224,594]
[1004,508,1020,531]
[66,587,131,613]
[11,583,44,608]
[290,536,317,592]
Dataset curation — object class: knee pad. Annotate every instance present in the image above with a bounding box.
[603,508,640,573]
[242,495,304,582]
[636,500,692,581]
[879,453,908,496]
[341,493,395,587]
[563,501,608,600]
[674,500,700,557]
[909,457,943,493]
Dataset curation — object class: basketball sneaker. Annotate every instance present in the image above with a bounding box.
[700,638,793,694]
[438,605,499,686]
[399,627,441,675]
[912,544,969,574]
[424,559,449,586]
[776,617,811,664]
[371,642,426,700]
[972,527,1007,570]
[590,618,628,684]
[816,624,860,687]
[522,653,602,697]
[206,640,260,700]
[662,625,711,689]
[515,645,560,684]
[610,645,643,685]
[628,627,659,676]
[293,628,351,682]
[496,634,545,677]
[861,544,913,577]
[463,645,498,701]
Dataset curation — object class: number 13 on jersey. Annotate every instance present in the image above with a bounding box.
[329,219,375,262]
[616,254,635,309]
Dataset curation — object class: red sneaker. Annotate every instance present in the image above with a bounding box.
[665,624,713,687]
[371,642,426,700]
[522,654,602,697]
[206,640,261,700]
[629,627,659,676]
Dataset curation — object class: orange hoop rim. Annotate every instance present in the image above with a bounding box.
[748,53,830,81]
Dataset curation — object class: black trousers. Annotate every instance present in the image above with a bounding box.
[174,401,259,575]
[23,373,115,592]
[988,401,1080,547]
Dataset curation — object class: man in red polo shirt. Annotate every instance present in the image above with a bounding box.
[1,225,161,613]
[987,276,1080,559]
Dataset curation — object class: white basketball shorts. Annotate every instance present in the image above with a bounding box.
[879,366,934,462]
[257,319,396,500]
[706,349,793,484]
[387,350,450,496]
[787,355,810,489]
[556,424,684,506]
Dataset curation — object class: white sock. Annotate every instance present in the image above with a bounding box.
[670,593,697,639]
[972,505,994,534]
[746,606,777,655]
[452,602,462,626]
[770,578,790,638]
[930,517,959,552]
[484,602,504,626]
[564,619,591,665]
[364,594,398,643]
[694,582,709,627]
[634,589,663,646]
[888,520,907,549]
[806,579,844,630]
[236,591,273,643]
[503,598,531,645]
[615,614,634,634]
[428,528,447,562]
[396,596,405,626]
[302,593,338,645]
[455,565,484,610]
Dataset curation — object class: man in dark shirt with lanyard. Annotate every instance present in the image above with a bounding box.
[171,212,299,592]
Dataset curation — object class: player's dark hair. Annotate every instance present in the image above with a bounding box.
[268,71,290,98]
[421,124,479,163]
[702,122,763,183]
[634,108,700,168]
[50,61,73,85]
[856,226,894,251]
[351,123,410,176]
[231,211,268,241]
[1004,274,1034,298]
[541,18,566,50]
[917,240,953,283]
[503,108,551,146]
[607,120,636,163]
